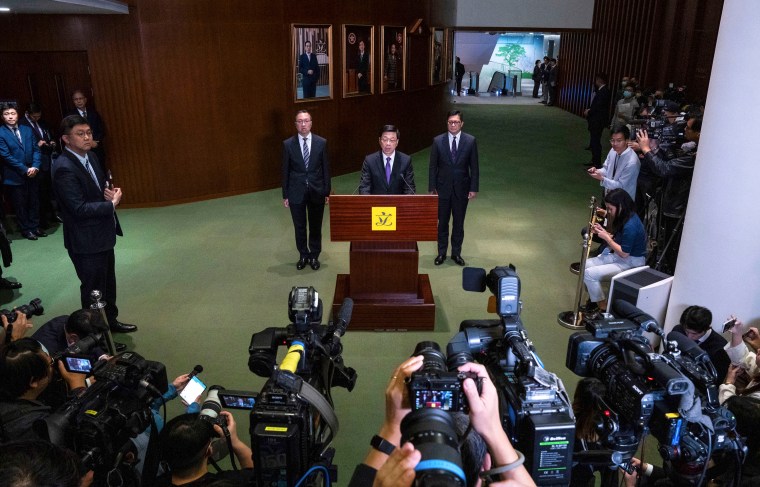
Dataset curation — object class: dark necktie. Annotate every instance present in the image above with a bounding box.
[83,156,100,189]
[611,154,620,179]
[82,109,88,120]
[12,127,22,146]
[302,137,310,170]
[31,120,42,138]
[451,136,458,160]
[385,157,391,183]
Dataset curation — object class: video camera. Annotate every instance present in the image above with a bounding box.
[631,100,687,146]
[38,352,168,485]
[1,298,44,344]
[248,287,356,486]
[444,265,575,485]
[567,300,745,485]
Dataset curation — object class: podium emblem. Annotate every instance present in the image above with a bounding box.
[372,207,396,230]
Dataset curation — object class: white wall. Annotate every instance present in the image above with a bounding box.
[455,0,594,29]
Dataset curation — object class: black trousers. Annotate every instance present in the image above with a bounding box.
[588,124,604,167]
[456,77,463,95]
[532,80,540,97]
[69,249,118,324]
[437,193,469,256]
[5,178,40,233]
[289,187,325,259]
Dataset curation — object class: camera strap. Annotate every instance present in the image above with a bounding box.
[275,370,339,452]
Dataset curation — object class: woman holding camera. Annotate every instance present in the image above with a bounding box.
[582,188,647,314]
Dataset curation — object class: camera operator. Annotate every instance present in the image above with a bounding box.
[157,411,254,486]
[0,309,33,344]
[32,308,126,359]
[720,319,760,404]
[0,337,86,442]
[0,439,93,487]
[349,356,536,487]
[670,305,731,382]
[635,114,701,273]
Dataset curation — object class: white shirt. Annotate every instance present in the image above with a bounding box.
[598,146,640,200]
[382,151,396,171]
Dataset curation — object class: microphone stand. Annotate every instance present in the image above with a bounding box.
[90,290,117,356]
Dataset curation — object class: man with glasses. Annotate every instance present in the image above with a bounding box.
[429,110,479,266]
[282,110,331,270]
[53,115,137,335]
[358,125,415,195]
[586,125,639,201]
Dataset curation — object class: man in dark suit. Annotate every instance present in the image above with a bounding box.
[671,305,731,383]
[357,40,370,93]
[299,41,320,99]
[69,90,107,170]
[53,115,136,334]
[455,57,465,96]
[20,103,58,228]
[429,110,479,266]
[0,103,43,241]
[358,125,415,195]
[282,110,331,270]
[584,73,611,168]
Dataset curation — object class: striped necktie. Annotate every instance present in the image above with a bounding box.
[302,137,310,170]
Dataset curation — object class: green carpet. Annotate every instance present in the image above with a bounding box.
[3,103,602,482]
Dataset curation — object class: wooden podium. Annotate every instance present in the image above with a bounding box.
[329,195,438,331]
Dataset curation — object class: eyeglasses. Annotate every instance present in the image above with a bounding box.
[295,119,312,125]
[73,130,93,138]
[447,120,462,126]
[380,138,398,144]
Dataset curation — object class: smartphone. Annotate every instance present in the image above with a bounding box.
[218,390,258,410]
[63,356,93,374]
[723,318,737,333]
[180,375,207,405]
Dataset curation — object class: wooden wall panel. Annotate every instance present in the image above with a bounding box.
[0,0,454,206]
[557,0,722,117]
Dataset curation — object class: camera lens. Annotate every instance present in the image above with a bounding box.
[401,408,466,486]
[413,341,447,372]
[248,350,277,377]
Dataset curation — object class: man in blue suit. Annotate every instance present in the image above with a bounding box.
[0,103,43,241]
[429,110,479,266]
[299,41,320,99]
[282,110,331,270]
[358,125,415,195]
[52,114,136,334]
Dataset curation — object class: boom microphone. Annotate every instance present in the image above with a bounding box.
[612,300,664,337]
[188,364,204,379]
[334,298,353,337]
[462,267,487,292]
[666,330,707,361]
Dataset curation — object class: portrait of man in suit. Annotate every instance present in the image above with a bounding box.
[356,39,370,93]
[282,110,331,271]
[344,25,373,97]
[428,109,479,266]
[53,114,136,335]
[299,40,320,99]
[0,103,43,241]
[358,124,415,195]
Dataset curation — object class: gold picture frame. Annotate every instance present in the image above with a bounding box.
[343,24,374,97]
[293,24,333,102]
[380,26,406,93]
[430,27,444,85]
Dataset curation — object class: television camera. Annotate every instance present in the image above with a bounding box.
[567,300,745,486]
[631,99,687,146]
[248,286,356,486]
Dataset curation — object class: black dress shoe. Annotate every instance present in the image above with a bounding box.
[55,215,63,223]
[111,321,138,333]
[0,278,21,289]
[23,232,37,241]
[34,229,48,237]
[310,258,320,270]
[115,342,127,353]
[296,258,308,270]
[452,255,466,266]
[570,262,581,275]
[434,255,446,265]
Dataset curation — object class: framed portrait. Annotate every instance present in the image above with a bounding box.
[430,28,444,85]
[381,26,406,93]
[343,24,374,97]
[293,24,332,102]
[444,29,454,81]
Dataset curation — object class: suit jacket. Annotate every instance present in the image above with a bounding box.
[0,124,41,185]
[32,315,106,360]
[455,62,465,81]
[52,149,122,254]
[587,84,611,129]
[299,53,320,84]
[68,107,105,143]
[282,134,331,204]
[671,325,731,382]
[428,132,479,199]
[358,151,415,195]
[19,116,56,170]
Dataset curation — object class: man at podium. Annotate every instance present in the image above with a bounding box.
[358,125,415,195]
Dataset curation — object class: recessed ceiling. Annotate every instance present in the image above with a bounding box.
[0,0,128,14]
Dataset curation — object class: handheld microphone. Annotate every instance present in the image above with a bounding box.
[189,364,204,379]
[400,173,416,194]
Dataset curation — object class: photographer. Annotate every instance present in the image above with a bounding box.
[670,305,731,382]
[158,411,253,486]
[32,308,126,360]
[720,319,760,404]
[0,309,33,344]
[0,439,93,487]
[349,356,536,487]
[0,337,86,441]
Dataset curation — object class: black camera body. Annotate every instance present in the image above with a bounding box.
[408,341,481,413]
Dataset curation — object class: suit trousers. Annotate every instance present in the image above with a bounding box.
[437,193,469,256]
[69,249,119,324]
[5,179,40,233]
[588,124,604,167]
[289,186,325,259]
